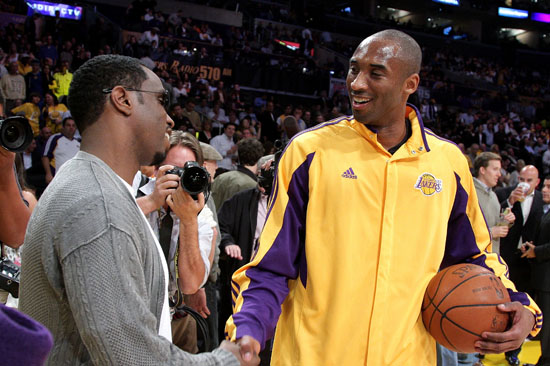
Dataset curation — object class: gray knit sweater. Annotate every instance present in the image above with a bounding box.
[19,151,238,366]
[473,177,502,253]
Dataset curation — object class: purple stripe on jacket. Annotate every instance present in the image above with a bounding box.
[232,152,315,349]
[440,173,482,270]
[407,103,431,152]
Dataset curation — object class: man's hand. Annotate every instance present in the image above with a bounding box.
[474,302,536,354]
[225,244,243,260]
[491,225,509,239]
[521,241,536,258]
[148,165,178,208]
[503,211,515,225]
[184,288,210,318]
[219,339,260,366]
[508,186,525,206]
[238,336,261,364]
[166,186,205,222]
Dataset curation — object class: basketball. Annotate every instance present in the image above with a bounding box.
[421,263,511,353]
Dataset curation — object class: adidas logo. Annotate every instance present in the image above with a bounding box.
[341,167,358,179]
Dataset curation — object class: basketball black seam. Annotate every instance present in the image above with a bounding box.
[425,270,498,333]
[439,303,505,351]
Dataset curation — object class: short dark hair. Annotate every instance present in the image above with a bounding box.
[237,138,264,166]
[68,55,148,134]
[169,131,204,165]
[62,116,74,127]
[474,152,501,177]
[225,122,237,130]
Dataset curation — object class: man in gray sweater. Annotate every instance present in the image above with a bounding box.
[473,152,515,255]
[19,55,258,365]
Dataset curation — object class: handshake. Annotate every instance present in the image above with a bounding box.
[219,336,261,365]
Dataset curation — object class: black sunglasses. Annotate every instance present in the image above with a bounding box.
[102,87,170,110]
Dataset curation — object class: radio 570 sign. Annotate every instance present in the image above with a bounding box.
[155,61,232,81]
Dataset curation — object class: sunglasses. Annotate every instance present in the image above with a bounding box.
[102,87,170,110]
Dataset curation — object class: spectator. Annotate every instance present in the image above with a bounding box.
[10,92,41,135]
[211,137,264,209]
[38,35,57,65]
[208,101,229,132]
[210,122,237,171]
[24,60,47,99]
[182,98,202,132]
[473,152,515,254]
[1,61,26,112]
[42,91,68,134]
[42,117,80,184]
[52,61,73,100]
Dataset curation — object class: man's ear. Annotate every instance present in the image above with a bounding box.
[109,86,132,116]
[403,73,420,97]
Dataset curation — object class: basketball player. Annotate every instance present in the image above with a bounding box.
[225,30,542,365]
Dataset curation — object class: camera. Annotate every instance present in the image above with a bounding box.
[258,139,285,196]
[0,116,34,153]
[166,161,210,199]
[0,257,20,298]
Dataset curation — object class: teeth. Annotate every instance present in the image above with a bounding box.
[353,97,371,104]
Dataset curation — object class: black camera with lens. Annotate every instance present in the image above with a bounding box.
[166,161,210,200]
[0,116,34,153]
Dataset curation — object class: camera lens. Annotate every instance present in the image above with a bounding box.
[5,124,21,144]
[181,166,209,195]
[0,117,33,152]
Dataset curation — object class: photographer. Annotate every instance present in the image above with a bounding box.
[0,143,31,248]
[0,120,53,364]
[137,131,217,352]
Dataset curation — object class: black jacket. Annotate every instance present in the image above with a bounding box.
[532,209,550,291]
[496,185,543,292]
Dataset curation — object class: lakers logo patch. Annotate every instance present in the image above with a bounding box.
[415,173,442,196]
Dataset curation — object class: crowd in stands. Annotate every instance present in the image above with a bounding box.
[0,1,549,361]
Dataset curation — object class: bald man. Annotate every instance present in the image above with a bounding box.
[224,29,541,365]
[496,165,543,365]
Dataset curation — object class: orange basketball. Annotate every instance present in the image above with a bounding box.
[421,263,511,353]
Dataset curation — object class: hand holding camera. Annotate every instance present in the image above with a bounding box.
[166,185,205,223]
[149,165,180,208]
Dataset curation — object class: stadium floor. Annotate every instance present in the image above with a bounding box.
[483,340,540,365]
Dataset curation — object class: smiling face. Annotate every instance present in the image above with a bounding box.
[346,33,420,128]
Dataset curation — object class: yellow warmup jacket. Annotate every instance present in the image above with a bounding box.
[226,105,542,366]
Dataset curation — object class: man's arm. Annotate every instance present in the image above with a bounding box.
[0,149,31,247]
[60,224,242,365]
[167,186,206,294]
[225,141,312,349]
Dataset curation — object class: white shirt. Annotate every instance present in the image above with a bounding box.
[254,193,268,251]
[209,134,235,170]
[43,133,80,170]
[141,179,213,291]
[117,176,172,341]
[23,152,32,170]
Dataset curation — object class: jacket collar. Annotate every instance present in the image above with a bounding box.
[349,103,430,159]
